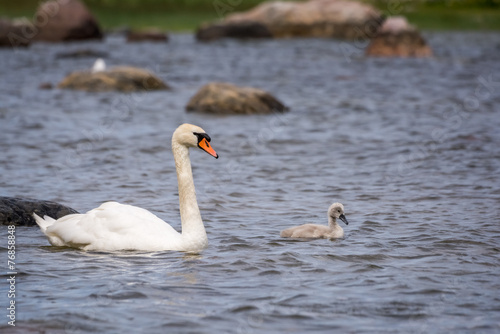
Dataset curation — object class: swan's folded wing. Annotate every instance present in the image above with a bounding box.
[281,224,331,238]
[89,201,178,233]
[44,213,95,248]
[45,201,181,250]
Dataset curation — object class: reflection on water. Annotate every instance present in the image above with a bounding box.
[0,32,500,332]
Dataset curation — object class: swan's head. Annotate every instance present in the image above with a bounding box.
[173,123,219,159]
[328,202,348,225]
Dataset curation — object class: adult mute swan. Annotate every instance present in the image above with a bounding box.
[34,123,218,252]
[280,203,349,239]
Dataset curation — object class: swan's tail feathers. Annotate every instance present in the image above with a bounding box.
[33,213,55,233]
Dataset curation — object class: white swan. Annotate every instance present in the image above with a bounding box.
[34,123,218,252]
[280,203,349,239]
[91,58,106,73]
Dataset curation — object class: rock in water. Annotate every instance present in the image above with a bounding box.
[196,21,272,41]
[0,197,78,226]
[34,0,103,42]
[186,82,288,115]
[196,0,383,41]
[0,18,31,48]
[55,49,108,59]
[365,16,433,57]
[126,29,169,42]
[58,66,169,92]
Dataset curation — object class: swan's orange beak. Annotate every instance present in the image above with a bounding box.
[198,138,218,159]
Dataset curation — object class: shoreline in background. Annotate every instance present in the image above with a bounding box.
[1,0,500,31]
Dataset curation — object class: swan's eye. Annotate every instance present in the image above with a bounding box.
[193,132,211,143]
[337,209,341,213]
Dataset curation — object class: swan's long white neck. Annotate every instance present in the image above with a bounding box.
[172,140,207,246]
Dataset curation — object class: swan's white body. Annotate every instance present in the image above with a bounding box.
[280,203,349,239]
[34,124,218,252]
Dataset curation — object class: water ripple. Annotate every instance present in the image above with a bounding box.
[1,32,499,333]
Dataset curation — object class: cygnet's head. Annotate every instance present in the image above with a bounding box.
[328,202,349,225]
[173,123,219,158]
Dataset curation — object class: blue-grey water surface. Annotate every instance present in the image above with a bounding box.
[1,32,500,333]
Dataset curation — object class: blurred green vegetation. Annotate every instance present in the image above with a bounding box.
[370,0,500,30]
[1,0,499,31]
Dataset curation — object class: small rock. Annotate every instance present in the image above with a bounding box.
[365,16,432,57]
[106,25,131,37]
[126,29,169,42]
[58,66,169,92]
[39,82,53,89]
[186,82,288,115]
[196,21,272,41]
[55,49,108,59]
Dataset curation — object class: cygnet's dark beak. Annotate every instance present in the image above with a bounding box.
[339,214,349,225]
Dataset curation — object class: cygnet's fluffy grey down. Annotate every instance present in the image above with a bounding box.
[280,203,349,239]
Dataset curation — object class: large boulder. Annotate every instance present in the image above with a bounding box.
[365,16,432,57]
[34,0,102,42]
[58,66,169,92]
[186,82,288,115]
[0,18,31,48]
[196,0,383,41]
[0,197,78,226]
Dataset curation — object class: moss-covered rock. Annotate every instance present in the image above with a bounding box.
[365,17,433,57]
[58,66,169,92]
[186,82,288,115]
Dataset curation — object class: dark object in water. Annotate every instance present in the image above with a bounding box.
[127,30,169,42]
[196,22,272,41]
[0,197,78,226]
[55,49,108,59]
[39,82,54,90]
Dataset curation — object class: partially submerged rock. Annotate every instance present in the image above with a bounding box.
[39,82,53,89]
[0,197,78,226]
[186,82,288,115]
[196,21,272,41]
[34,0,103,42]
[365,16,432,57]
[0,18,31,48]
[58,66,169,92]
[55,49,108,59]
[196,0,383,41]
[126,29,169,42]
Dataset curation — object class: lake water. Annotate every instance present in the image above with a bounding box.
[1,32,499,333]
